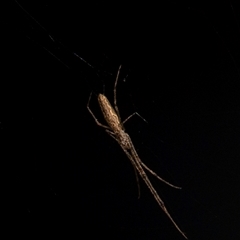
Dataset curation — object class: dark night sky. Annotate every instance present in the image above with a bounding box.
[2,1,240,239]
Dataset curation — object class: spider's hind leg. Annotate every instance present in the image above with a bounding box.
[113,65,122,120]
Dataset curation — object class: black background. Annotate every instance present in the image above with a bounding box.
[2,1,240,239]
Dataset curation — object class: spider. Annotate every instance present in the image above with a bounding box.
[87,65,187,239]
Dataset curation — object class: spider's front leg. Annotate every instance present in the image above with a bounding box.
[106,129,141,199]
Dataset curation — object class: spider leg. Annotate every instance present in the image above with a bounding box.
[107,131,185,238]
[122,112,147,125]
[140,161,181,189]
[124,136,188,239]
[113,65,122,120]
[112,65,147,127]
[106,130,141,198]
[133,164,141,199]
[87,92,110,129]
[124,135,181,189]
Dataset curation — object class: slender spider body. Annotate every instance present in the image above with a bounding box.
[98,93,124,131]
[87,65,187,239]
